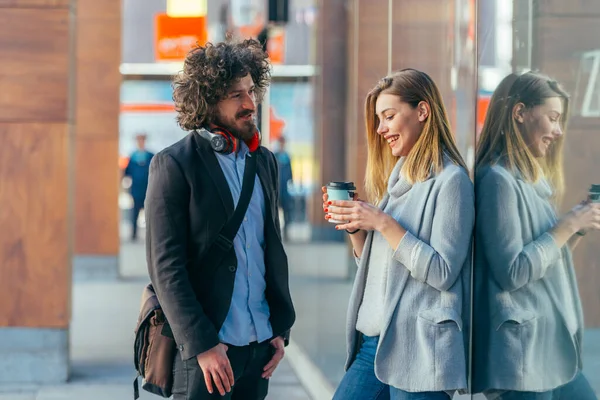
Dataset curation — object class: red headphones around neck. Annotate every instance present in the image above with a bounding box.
[197,126,260,154]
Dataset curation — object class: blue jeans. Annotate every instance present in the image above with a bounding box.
[333,335,451,400]
[496,372,597,400]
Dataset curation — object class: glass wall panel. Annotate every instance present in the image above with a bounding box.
[474,1,600,398]
[296,1,477,398]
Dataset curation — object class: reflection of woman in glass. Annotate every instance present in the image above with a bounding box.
[323,69,474,399]
[474,72,600,399]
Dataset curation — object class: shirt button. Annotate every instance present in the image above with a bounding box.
[244,217,248,222]
[228,265,236,272]
[247,244,251,249]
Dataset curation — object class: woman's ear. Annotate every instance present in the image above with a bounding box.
[513,103,526,124]
[417,101,430,122]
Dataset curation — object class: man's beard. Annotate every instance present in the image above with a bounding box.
[213,110,257,142]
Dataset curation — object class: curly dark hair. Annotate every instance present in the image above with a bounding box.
[172,38,271,131]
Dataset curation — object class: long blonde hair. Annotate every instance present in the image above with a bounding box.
[475,71,570,202]
[364,69,467,204]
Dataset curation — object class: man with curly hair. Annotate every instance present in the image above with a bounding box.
[145,39,296,400]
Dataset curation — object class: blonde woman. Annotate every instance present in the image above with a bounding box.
[473,72,600,399]
[323,69,474,399]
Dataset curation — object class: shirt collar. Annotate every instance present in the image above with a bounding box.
[236,140,249,158]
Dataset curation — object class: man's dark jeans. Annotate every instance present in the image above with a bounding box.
[172,341,273,400]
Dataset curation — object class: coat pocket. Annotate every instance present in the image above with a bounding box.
[488,307,542,389]
[418,307,463,330]
[492,307,536,331]
[416,307,467,388]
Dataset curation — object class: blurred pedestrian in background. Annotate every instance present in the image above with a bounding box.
[275,136,294,241]
[123,133,154,241]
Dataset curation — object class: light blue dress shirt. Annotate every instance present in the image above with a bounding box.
[214,141,273,346]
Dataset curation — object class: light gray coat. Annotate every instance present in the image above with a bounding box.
[473,164,584,393]
[344,158,474,392]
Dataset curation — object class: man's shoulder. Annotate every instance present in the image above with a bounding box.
[256,146,280,182]
[257,146,276,163]
[154,133,194,163]
[258,145,274,155]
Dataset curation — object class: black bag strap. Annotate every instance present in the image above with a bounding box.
[203,153,258,267]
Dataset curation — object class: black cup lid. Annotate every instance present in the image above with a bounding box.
[326,181,356,190]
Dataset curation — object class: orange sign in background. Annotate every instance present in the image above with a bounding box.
[477,95,491,139]
[269,107,286,142]
[267,29,285,64]
[155,13,207,61]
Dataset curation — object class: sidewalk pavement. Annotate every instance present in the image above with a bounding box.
[0,276,308,400]
[0,227,310,400]
[3,221,599,400]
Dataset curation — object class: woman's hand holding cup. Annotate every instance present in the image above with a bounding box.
[565,199,600,236]
[322,182,357,224]
[322,183,390,233]
[322,186,358,223]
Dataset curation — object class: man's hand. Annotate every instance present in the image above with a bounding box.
[262,336,285,379]
[196,343,234,396]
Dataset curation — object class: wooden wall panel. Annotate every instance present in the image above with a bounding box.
[312,0,388,234]
[391,0,453,94]
[356,0,389,87]
[75,0,121,139]
[309,0,349,234]
[77,0,118,19]
[73,0,120,255]
[0,0,69,7]
[0,124,70,328]
[0,9,70,122]
[390,25,453,99]
[74,138,120,255]
[392,0,476,161]
[347,0,389,199]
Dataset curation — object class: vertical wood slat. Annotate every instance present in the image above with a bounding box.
[73,0,121,255]
[0,124,71,328]
[0,4,72,328]
[345,0,389,201]
[309,0,349,232]
[0,9,70,122]
[0,0,70,7]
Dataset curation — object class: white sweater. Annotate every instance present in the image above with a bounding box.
[356,158,411,336]
[355,214,391,336]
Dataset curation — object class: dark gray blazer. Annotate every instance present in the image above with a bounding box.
[145,132,295,361]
